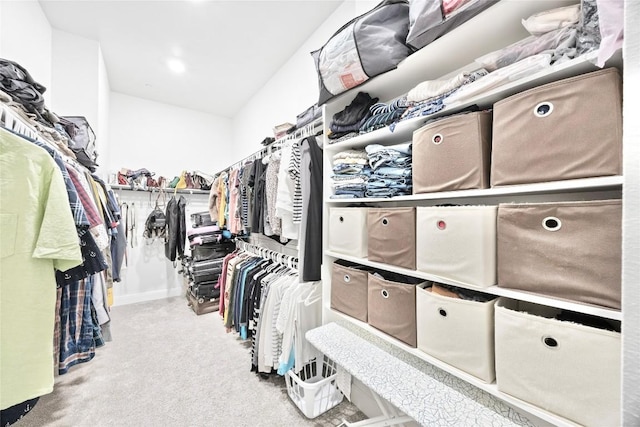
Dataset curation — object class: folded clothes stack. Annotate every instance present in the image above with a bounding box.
[359,96,410,135]
[328,92,378,142]
[401,69,488,120]
[364,142,412,198]
[330,149,371,199]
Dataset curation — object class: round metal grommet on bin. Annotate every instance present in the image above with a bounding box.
[432,133,443,145]
[381,289,389,298]
[542,335,559,349]
[534,102,554,117]
[343,274,350,283]
[542,216,562,231]
[437,220,446,230]
[382,217,389,226]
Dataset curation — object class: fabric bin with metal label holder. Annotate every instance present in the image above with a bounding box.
[368,207,416,270]
[367,271,425,347]
[412,111,492,194]
[491,67,622,186]
[328,208,368,258]
[495,298,621,426]
[497,199,622,309]
[416,283,497,383]
[416,205,497,287]
[331,260,372,322]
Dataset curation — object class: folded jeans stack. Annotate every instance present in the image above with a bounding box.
[329,92,379,141]
[331,149,371,199]
[365,142,412,198]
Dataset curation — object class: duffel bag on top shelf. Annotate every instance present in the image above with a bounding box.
[311,0,411,105]
[406,0,499,51]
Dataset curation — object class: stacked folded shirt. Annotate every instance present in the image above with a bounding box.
[365,142,412,198]
[401,69,488,120]
[359,97,409,134]
[331,149,371,199]
[328,92,379,141]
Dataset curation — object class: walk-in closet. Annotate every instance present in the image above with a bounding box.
[1,1,638,426]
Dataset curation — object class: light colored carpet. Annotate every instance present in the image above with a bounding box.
[16,296,366,427]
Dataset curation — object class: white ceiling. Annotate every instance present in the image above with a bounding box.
[39,0,343,118]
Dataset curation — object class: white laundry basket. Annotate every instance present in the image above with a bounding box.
[285,355,344,418]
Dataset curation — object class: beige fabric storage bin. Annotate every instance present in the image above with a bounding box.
[367,271,425,347]
[331,260,371,322]
[491,67,622,186]
[497,199,622,309]
[416,206,497,287]
[368,207,416,270]
[412,111,492,194]
[416,284,496,383]
[495,299,621,426]
[328,208,368,258]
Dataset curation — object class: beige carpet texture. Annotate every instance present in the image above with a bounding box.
[14,296,366,427]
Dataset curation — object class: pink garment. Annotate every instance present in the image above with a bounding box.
[227,168,242,234]
[443,0,472,17]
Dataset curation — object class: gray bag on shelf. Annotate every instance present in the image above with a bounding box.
[406,0,499,51]
[311,0,411,105]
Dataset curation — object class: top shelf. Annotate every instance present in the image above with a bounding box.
[324,49,622,153]
[110,184,210,195]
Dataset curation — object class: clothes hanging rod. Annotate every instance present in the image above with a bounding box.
[218,118,324,175]
[235,239,298,270]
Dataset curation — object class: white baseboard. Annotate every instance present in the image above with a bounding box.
[112,287,184,306]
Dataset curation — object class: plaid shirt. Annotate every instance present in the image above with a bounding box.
[31,140,89,227]
[67,166,103,228]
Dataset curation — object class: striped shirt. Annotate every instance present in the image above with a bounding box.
[289,140,302,224]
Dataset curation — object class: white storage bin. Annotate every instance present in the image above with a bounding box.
[495,298,621,427]
[416,284,496,383]
[416,206,497,287]
[328,207,368,258]
[285,355,344,419]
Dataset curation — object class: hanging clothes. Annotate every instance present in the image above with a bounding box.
[165,195,186,261]
[302,135,323,282]
[0,128,82,410]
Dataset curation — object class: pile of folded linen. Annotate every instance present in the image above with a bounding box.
[364,142,412,198]
[330,149,371,199]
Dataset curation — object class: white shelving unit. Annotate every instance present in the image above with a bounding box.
[319,1,637,425]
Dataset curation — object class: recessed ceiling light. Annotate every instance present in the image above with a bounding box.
[167,58,186,74]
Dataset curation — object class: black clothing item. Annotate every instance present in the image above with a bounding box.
[302,136,323,282]
[1,397,39,426]
[248,159,265,233]
[56,227,108,285]
[165,196,186,261]
[111,221,127,282]
[331,92,379,127]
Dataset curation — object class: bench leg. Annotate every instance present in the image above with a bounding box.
[341,388,414,427]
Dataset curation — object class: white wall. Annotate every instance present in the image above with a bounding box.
[0,0,53,105]
[51,30,99,125]
[108,92,233,180]
[111,190,209,306]
[98,46,111,176]
[231,0,377,157]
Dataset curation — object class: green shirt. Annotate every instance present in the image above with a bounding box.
[1,128,82,409]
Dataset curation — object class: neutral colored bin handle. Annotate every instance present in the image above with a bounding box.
[534,102,554,118]
[542,216,562,231]
[542,335,559,349]
[381,289,390,298]
[343,274,350,283]
[381,217,389,226]
[438,308,447,317]
[432,133,443,145]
